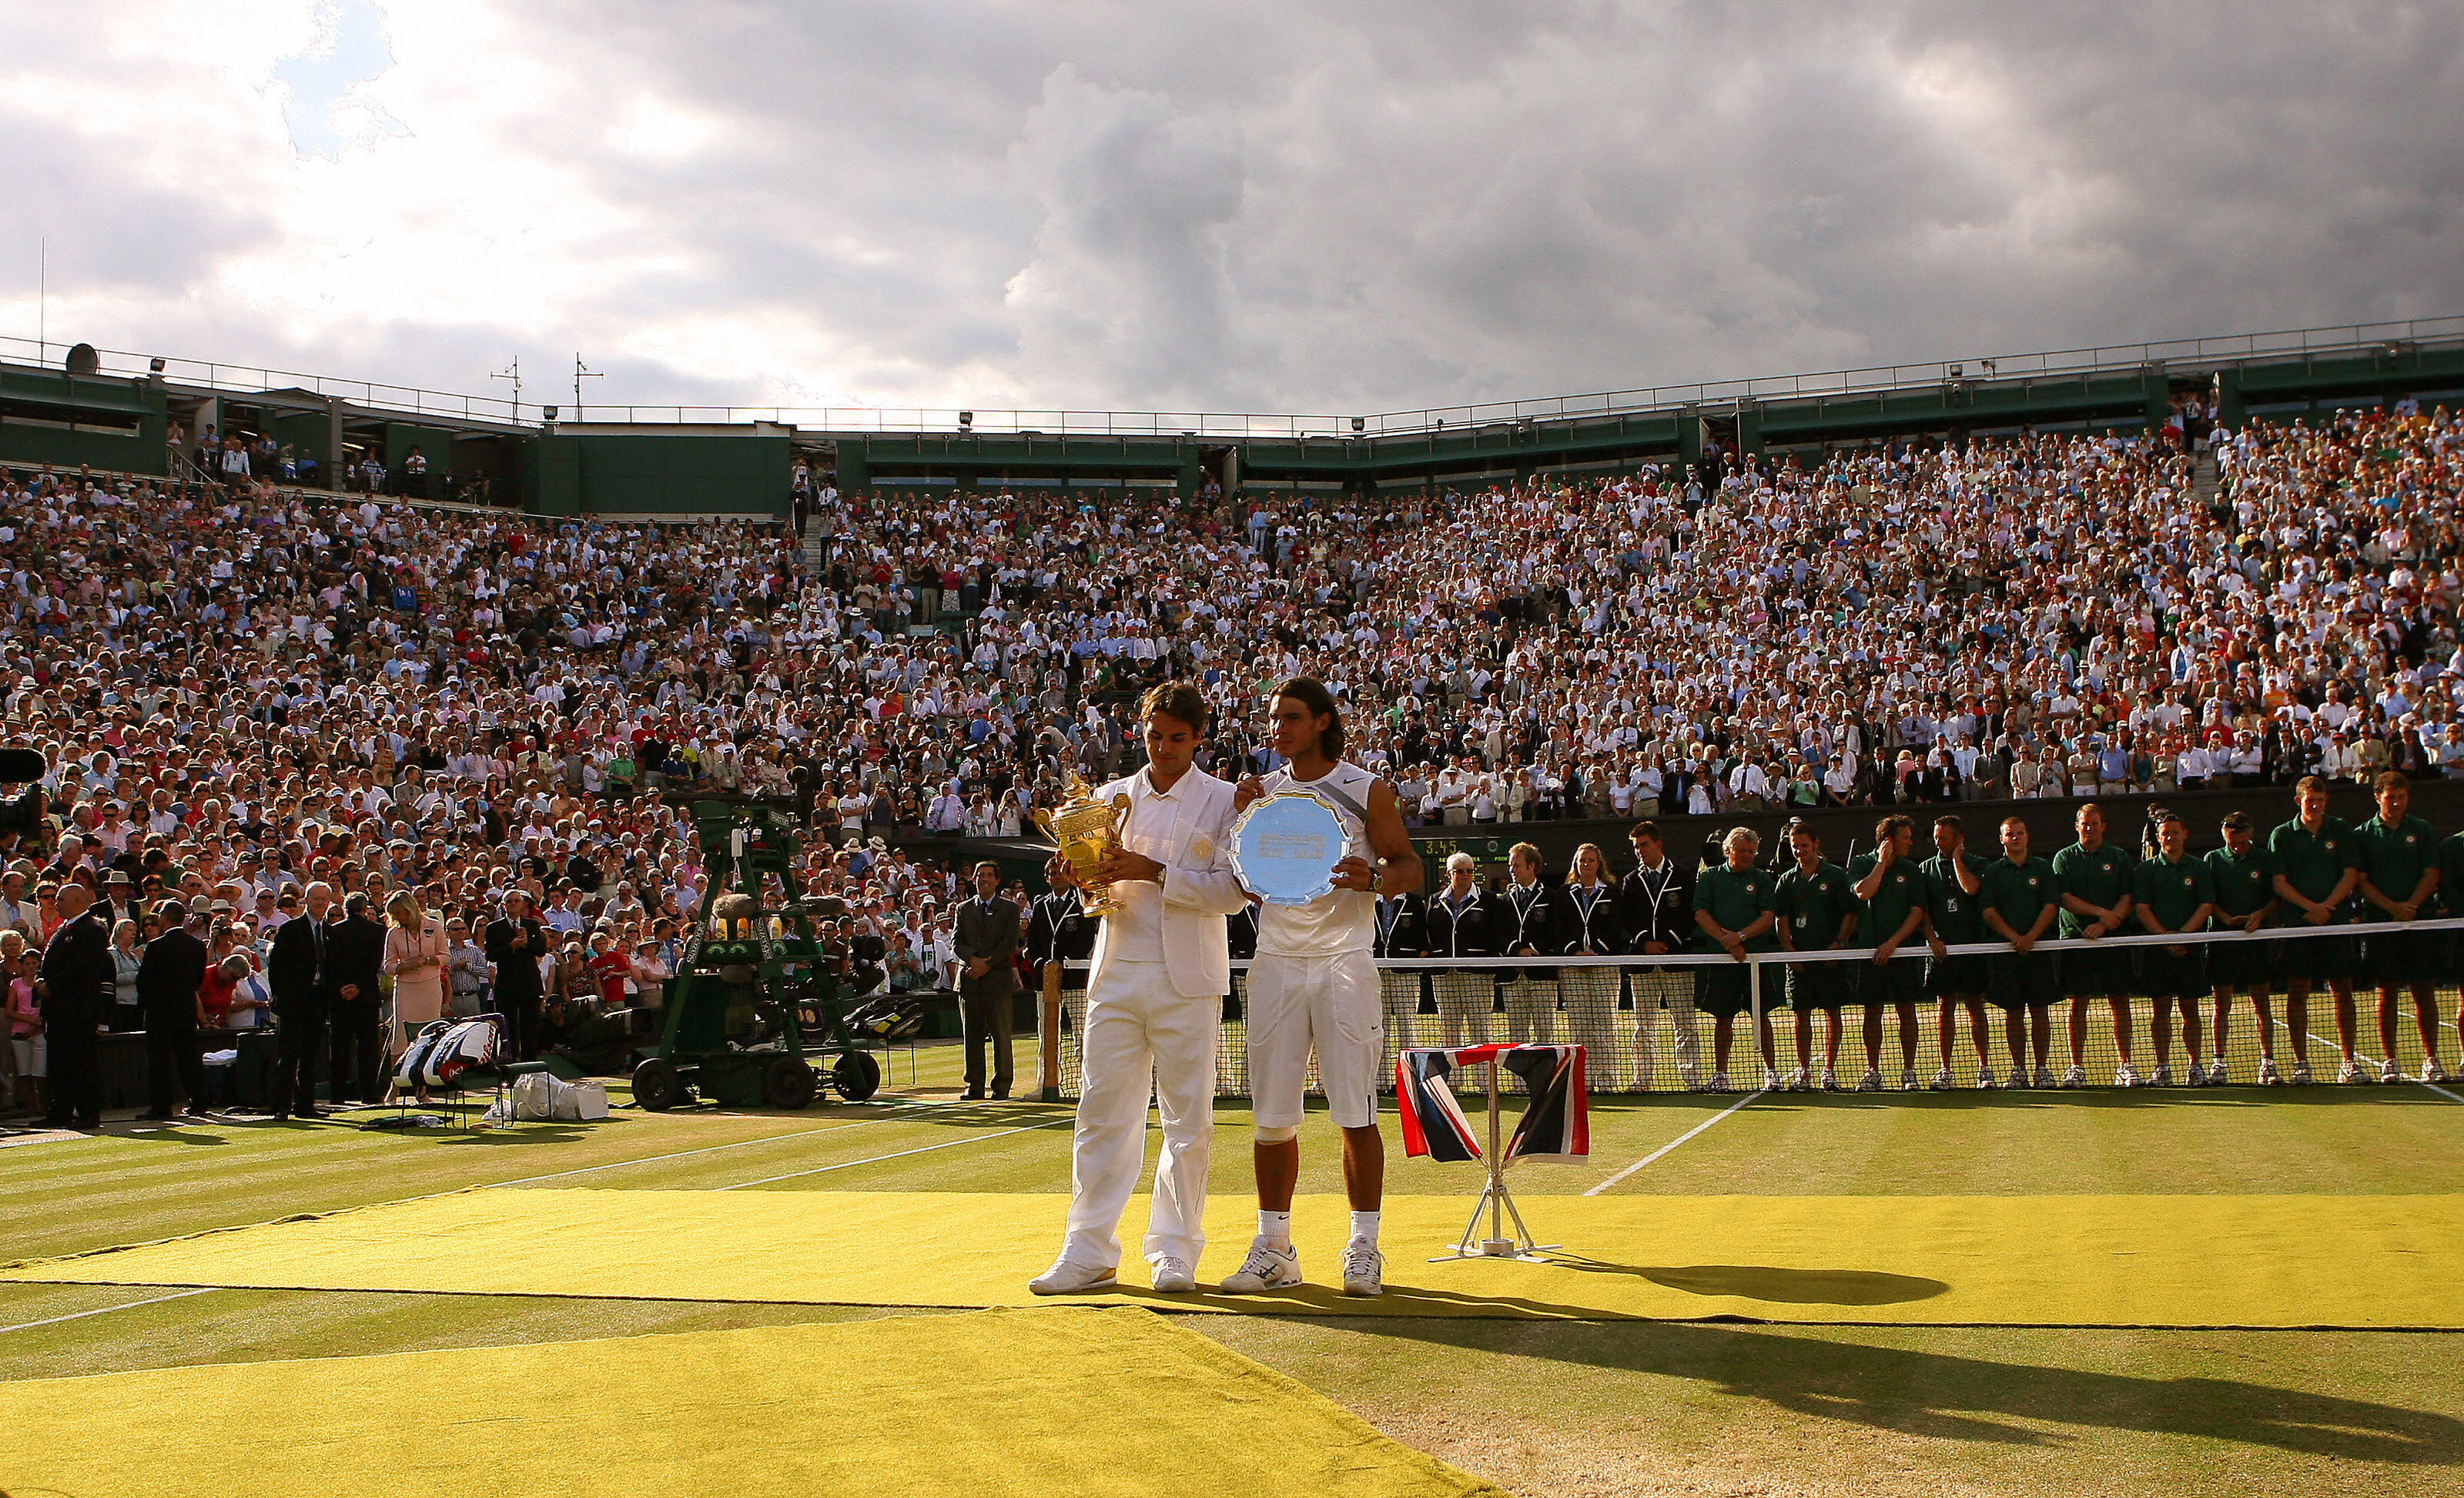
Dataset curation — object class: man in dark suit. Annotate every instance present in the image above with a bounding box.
[1374,886,1428,1054]
[1621,819,1702,1089]
[952,861,1023,1100]
[37,883,112,1128]
[1022,858,1096,977]
[485,889,548,1061]
[266,880,336,1119]
[1498,841,1561,1043]
[325,892,387,1103]
[1423,852,1500,1047]
[137,900,212,1121]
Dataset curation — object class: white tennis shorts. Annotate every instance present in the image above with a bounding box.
[1246,948,1381,1130]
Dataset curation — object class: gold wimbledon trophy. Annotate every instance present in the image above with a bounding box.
[1034,773,1134,918]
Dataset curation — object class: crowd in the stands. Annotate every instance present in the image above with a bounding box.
[2,394,2459,1121]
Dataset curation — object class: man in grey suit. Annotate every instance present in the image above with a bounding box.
[952,860,1024,1100]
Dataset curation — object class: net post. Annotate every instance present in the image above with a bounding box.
[1039,960,1063,1102]
[1749,953,1764,1083]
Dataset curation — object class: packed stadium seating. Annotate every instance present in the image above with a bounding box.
[3,395,2459,1118]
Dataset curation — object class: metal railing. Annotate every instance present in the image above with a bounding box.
[8,313,2460,441]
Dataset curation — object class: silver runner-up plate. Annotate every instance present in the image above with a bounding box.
[1228,790,1347,907]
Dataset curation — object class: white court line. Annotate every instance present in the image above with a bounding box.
[1582,1089,1767,1197]
[717,1118,1072,1190]
[0,1287,219,1335]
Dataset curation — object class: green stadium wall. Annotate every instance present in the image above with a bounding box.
[0,367,169,475]
[523,430,790,519]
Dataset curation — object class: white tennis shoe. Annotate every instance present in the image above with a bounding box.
[1856,1068,1881,1092]
[1930,1067,1953,1091]
[1029,1259,1118,1295]
[2379,1059,2403,1084]
[1218,1239,1304,1294]
[2144,1064,2171,1087]
[2207,1057,2231,1087]
[1974,1065,1997,1091]
[1340,1242,1385,1298]
[1150,1256,1197,1293]
[2423,1056,2451,1084]
[2059,1065,2086,1089]
[2033,1067,2057,1090]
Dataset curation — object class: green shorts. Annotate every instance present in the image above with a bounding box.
[1987,951,2060,1012]
[1786,959,1852,1012]
[2365,928,2448,986]
[1927,953,1992,999]
[1858,954,1928,1007]
[1692,961,1753,1020]
[2203,933,2275,990]
[2061,944,2137,997]
[2138,947,2208,1000]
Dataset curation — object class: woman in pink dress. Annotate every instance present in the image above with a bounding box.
[383,890,450,1062]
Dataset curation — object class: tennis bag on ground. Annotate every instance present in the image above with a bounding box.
[504,1072,611,1121]
[396,1014,507,1089]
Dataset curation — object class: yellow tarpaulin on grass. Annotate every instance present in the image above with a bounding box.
[8,1190,2461,1328]
[0,1306,1505,1498]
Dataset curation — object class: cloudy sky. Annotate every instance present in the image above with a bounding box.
[3,1,2459,420]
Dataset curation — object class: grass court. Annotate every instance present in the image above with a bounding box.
[4,1041,2462,1496]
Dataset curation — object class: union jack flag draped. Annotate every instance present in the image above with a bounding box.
[1395,1044,1589,1165]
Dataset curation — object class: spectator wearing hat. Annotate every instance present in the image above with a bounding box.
[136,899,211,1121]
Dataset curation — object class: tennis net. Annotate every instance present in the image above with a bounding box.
[1045,917,2464,1098]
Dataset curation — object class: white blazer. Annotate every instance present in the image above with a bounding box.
[1086,765,1250,999]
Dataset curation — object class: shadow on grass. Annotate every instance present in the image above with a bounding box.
[1550,1258,1950,1305]
[1301,1312,2464,1463]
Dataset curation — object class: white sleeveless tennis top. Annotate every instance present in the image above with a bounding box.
[1253,760,1378,957]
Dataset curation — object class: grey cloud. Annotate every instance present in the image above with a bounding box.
[10,2,2462,415]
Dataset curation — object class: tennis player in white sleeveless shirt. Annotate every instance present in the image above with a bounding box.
[1220,679,1421,1299]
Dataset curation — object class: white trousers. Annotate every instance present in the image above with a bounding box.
[1560,968,1621,1088]
[1433,973,1493,1050]
[1632,968,1701,1087]
[1502,976,1558,1044]
[1061,958,1217,1272]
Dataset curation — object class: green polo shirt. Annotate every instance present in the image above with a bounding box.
[2204,844,2276,920]
[2268,816,2357,914]
[2439,832,2464,920]
[1776,860,1857,950]
[2132,852,2215,933]
[1979,854,2058,939]
[1692,863,1776,953]
[2352,813,2438,906]
[1847,851,1927,946]
[1921,851,1989,943]
[2052,841,2138,939]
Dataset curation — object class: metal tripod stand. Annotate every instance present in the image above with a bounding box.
[1428,1051,1559,1263]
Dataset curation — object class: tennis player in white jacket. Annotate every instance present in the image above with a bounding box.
[1030,682,1250,1295]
